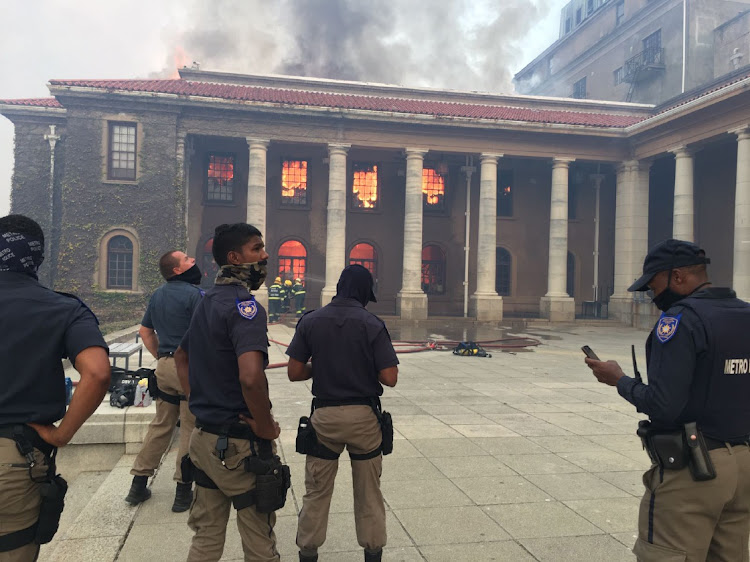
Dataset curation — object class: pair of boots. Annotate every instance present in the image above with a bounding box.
[125,475,193,512]
[299,549,381,561]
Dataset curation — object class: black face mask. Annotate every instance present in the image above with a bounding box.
[170,264,202,285]
[651,287,684,312]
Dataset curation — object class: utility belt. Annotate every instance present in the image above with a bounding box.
[637,420,717,481]
[182,420,290,513]
[0,424,67,552]
[146,369,185,406]
[157,351,175,359]
[296,397,393,461]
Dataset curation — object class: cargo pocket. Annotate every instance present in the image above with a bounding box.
[633,538,686,562]
[641,465,660,493]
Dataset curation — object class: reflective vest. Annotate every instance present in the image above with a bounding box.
[268,283,282,300]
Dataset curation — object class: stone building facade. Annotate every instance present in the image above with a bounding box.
[2,68,750,327]
[515,0,750,104]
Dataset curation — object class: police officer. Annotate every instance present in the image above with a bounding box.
[585,239,750,561]
[125,250,203,512]
[175,223,283,562]
[268,276,282,323]
[0,214,110,561]
[287,264,399,562]
[292,278,306,318]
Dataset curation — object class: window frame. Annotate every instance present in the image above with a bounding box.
[350,162,381,212]
[107,235,134,290]
[615,1,625,26]
[107,122,137,181]
[204,152,237,205]
[613,66,625,85]
[277,239,308,283]
[421,244,446,296]
[422,166,447,213]
[280,158,311,209]
[496,247,512,297]
[497,169,514,218]
[572,77,587,99]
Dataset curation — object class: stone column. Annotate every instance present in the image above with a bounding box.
[671,146,694,241]
[540,158,576,321]
[470,153,504,321]
[176,133,188,250]
[733,127,750,301]
[396,148,428,320]
[610,160,651,324]
[246,137,269,308]
[320,144,350,306]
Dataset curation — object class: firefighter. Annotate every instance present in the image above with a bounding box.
[282,279,293,314]
[268,277,282,323]
[293,278,306,318]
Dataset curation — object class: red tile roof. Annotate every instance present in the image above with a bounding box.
[42,78,643,128]
[0,97,63,108]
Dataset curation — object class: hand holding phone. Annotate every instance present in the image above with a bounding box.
[581,345,600,361]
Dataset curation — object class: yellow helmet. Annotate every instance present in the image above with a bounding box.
[274,277,281,284]
[295,278,302,284]
[284,280,292,287]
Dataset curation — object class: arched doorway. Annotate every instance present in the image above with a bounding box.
[278,240,307,282]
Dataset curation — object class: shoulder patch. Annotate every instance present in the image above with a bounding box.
[656,313,681,343]
[236,297,258,320]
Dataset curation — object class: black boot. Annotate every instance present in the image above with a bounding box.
[172,482,193,512]
[299,552,318,562]
[364,549,382,562]
[125,475,151,505]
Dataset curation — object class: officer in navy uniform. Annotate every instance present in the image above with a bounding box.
[287,264,399,562]
[125,250,203,512]
[175,223,282,562]
[585,239,750,561]
[0,215,110,561]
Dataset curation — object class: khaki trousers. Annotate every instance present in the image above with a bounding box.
[186,428,279,562]
[0,438,49,562]
[130,357,195,482]
[634,444,750,561]
[296,405,386,554]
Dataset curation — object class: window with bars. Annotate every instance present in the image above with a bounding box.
[349,242,378,279]
[352,163,378,209]
[107,235,133,289]
[496,247,512,296]
[206,154,235,202]
[421,245,446,295]
[108,123,137,180]
[422,168,446,210]
[497,170,514,217]
[643,30,662,64]
[281,160,308,206]
[572,77,587,99]
[278,240,307,282]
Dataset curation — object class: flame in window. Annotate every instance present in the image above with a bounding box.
[353,165,378,209]
[282,160,308,198]
[208,155,234,186]
[422,168,445,206]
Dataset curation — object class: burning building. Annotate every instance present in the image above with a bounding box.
[1,67,750,327]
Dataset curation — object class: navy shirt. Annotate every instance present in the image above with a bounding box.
[617,288,719,428]
[286,297,399,400]
[181,284,269,425]
[141,279,203,355]
[0,272,108,425]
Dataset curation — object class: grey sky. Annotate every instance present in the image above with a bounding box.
[0,0,565,216]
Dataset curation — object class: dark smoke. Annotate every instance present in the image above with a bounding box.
[154,0,551,93]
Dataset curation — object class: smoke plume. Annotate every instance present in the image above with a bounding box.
[153,0,551,93]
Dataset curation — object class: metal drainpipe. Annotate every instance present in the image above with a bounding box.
[461,156,476,318]
[591,173,604,305]
[44,125,61,286]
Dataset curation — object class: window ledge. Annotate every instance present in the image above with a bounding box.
[101,289,143,294]
[497,216,517,221]
[102,179,139,186]
[203,200,238,207]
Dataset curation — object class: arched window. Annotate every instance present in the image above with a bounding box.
[349,243,378,279]
[567,251,576,297]
[107,235,133,289]
[496,247,512,296]
[202,237,218,287]
[421,245,446,295]
[278,240,307,282]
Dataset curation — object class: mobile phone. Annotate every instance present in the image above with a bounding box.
[581,345,600,360]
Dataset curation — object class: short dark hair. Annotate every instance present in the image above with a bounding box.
[0,214,44,246]
[158,250,181,280]
[212,223,262,266]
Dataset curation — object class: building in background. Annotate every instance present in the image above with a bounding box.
[2,67,750,328]
[515,0,750,104]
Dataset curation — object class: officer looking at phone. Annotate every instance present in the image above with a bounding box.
[584,239,750,561]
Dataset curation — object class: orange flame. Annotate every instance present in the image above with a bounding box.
[422,168,445,206]
[353,165,378,208]
[169,46,190,79]
[282,160,308,198]
[208,155,234,185]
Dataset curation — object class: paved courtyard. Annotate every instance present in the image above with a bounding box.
[44,320,664,561]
